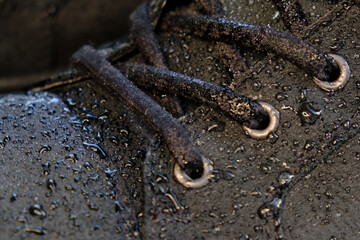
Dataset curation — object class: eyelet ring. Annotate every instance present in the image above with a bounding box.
[242,102,280,140]
[313,54,350,91]
[174,156,213,188]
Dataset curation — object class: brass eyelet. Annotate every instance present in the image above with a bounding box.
[174,156,213,188]
[313,54,350,91]
[242,102,280,140]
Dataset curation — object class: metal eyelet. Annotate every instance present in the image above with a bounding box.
[174,156,213,188]
[313,54,350,91]
[242,102,280,140]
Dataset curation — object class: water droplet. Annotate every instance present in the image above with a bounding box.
[277,172,294,186]
[258,198,282,219]
[88,202,99,211]
[29,204,47,219]
[299,89,307,102]
[65,154,78,163]
[325,130,332,139]
[282,85,292,91]
[324,190,334,199]
[63,145,73,151]
[155,174,168,183]
[337,98,347,109]
[253,224,264,233]
[83,142,107,158]
[314,38,323,45]
[260,163,272,174]
[355,81,360,89]
[304,139,316,151]
[274,64,285,71]
[165,189,184,211]
[219,170,235,180]
[275,92,288,102]
[39,145,51,154]
[281,139,288,146]
[66,98,76,106]
[272,11,280,20]
[267,132,279,144]
[208,117,226,132]
[42,163,51,175]
[24,226,46,235]
[10,193,17,202]
[16,216,26,223]
[105,169,118,179]
[331,137,343,146]
[211,169,235,181]
[298,102,321,125]
[109,136,119,145]
[46,179,57,193]
[84,162,94,171]
[115,201,124,213]
[65,185,75,192]
[282,121,291,128]
[252,80,262,91]
[3,135,11,143]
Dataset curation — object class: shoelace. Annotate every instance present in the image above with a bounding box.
[162,13,350,90]
[33,0,350,189]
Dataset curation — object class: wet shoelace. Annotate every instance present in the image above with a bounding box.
[33,0,351,189]
[120,1,350,187]
[161,13,350,87]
